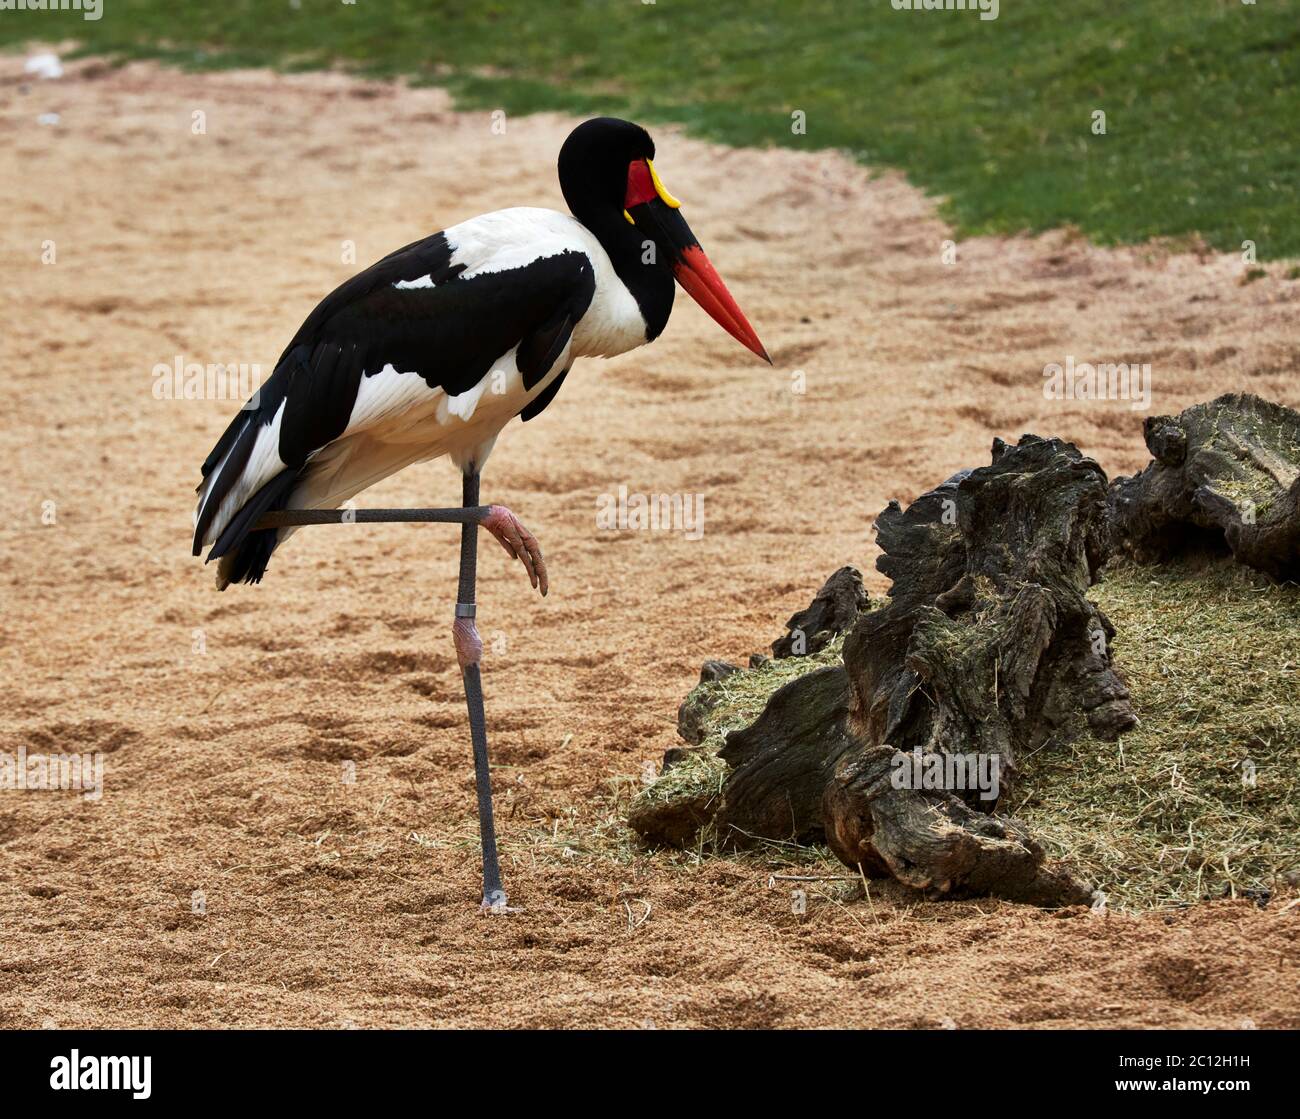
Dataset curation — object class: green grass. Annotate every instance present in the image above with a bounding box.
[5,1,1299,256]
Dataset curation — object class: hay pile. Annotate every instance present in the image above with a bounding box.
[631,558,1298,910]
[1018,557,1298,908]
[629,637,850,852]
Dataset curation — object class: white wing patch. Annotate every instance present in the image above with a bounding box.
[444,208,646,358]
[346,362,445,439]
[442,350,520,424]
[198,398,288,547]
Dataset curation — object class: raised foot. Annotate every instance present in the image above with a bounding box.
[482,505,548,597]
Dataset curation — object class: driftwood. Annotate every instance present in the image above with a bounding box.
[842,434,1138,790]
[771,566,868,658]
[1109,393,1300,582]
[634,435,1136,906]
[822,435,1133,903]
[715,666,854,846]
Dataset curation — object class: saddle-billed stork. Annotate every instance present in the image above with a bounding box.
[192,117,769,910]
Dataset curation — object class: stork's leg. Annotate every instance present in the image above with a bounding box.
[454,468,512,913]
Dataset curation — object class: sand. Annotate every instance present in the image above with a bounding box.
[1,56,1296,1029]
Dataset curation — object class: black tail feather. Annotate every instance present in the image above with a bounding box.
[207,467,302,588]
[192,411,260,556]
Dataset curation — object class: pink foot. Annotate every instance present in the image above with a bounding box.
[482,505,548,596]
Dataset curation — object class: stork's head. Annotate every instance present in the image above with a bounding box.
[559,117,769,363]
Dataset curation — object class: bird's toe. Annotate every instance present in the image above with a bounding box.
[483,505,547,596]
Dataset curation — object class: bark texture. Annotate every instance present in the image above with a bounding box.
[819,435,1129,902]
[634,434,1141,905]
[771,566,868,658]
[1109,393,1300,582]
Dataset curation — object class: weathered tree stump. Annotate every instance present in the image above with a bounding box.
[822,745,1091,905]
[633,435,1134,906]
[714,666,854,846]
[844,435,1138,788]
[1109,393,1300,582]
[771,566,868,658]
[821,435,1130,902]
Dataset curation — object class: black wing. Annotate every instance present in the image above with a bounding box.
[194,231,595,555]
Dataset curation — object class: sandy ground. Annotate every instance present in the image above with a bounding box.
[1,56,1297,1030]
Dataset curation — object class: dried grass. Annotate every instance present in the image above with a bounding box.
[1018,557,1299,910]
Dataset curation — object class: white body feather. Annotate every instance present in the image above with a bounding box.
[197,208,647,552]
